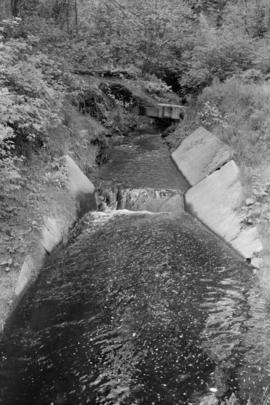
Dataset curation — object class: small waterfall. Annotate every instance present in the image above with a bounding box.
[96,186,184,213]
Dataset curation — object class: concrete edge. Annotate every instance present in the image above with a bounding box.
[1,155,96,335]
[172,127,262,266]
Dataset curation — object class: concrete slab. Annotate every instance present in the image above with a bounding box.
[65,155,95,197]
[41,217,63,254]
[15,248,45,297]
[185,160,262,259]
[172,127,233,186]
[65,155,96,214]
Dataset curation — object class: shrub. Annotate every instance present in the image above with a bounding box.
[0,27,62,149]
[198,77,270,166]
[0,126,23,219]
[142,77,172,97]
[180,26,255,93]
[0,18,63,215]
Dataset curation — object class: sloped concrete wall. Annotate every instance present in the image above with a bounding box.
[14,156,96,299]
[172,127,233,186]
[171,126,262,262]
[185,161,262,259]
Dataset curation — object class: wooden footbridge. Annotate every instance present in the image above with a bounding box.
[144,103,185,120]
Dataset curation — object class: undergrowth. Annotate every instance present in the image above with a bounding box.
[169,74,270,170]
[0,17,142,220]
[198,76,270,167]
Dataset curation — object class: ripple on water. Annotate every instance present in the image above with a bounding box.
[0,210,251,405]
[236,280,270,403]
[98,133,189,191]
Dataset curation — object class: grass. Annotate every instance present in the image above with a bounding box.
[198,77,270,168]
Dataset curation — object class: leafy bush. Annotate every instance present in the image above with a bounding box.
[0,134,23,219]
[198,100,226,128]
[0,18,63,215]
[142,78,172,97]
[0,27,62,147]
[180,28,255,93]
[198,77,270,166]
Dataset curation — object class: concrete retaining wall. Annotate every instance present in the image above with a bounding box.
[172,127,233,186]
[172,127,262,262]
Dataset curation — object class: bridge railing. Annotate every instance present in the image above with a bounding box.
[144,103,185,120]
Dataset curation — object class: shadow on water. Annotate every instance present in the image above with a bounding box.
[0,130,261,405]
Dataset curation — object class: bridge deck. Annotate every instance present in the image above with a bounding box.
[145,103,185,120]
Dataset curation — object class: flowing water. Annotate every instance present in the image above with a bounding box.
[0,130,269,405]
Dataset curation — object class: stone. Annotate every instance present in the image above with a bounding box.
[251,257,263,268]
[172,127,233,186]
[245,198,255,206]
[185,161,262,259]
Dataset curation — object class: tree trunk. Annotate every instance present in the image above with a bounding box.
[11,0,20,16]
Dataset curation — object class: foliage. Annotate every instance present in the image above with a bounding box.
[9,0,270,99]
[180,20,255,93]
[142,77,172,97]
[0,137,23,219]
[0,17,63,213]
[0,20,62,144]
[198,100,227,128]
[198,77,270,165]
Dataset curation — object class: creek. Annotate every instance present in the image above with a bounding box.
[0,129,269,404]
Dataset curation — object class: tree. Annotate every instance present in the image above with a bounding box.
[11,0,20,16]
